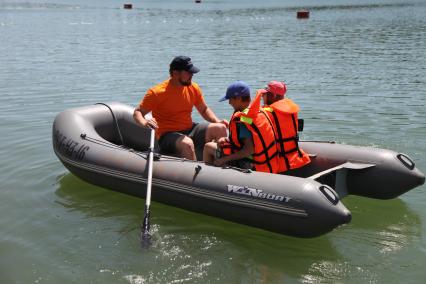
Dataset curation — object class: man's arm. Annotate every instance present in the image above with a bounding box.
[195,101,228,126]
[133,106,158,129]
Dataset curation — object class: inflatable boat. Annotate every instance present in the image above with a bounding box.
[52,102,425,238]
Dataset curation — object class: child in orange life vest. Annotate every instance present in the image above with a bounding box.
[259,81,311,172]
[203,81,254,169]
[203,81,281,173]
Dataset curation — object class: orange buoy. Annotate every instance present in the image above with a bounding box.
[297,10,310,19]
[123,3,133,9]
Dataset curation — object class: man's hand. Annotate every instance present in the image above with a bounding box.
[218,119,229,127]
[143,117,158,129]
[134,107,158,129]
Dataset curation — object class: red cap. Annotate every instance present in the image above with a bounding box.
[263,81,287,96]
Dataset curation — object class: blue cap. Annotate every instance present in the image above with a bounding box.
[219,81,251,102]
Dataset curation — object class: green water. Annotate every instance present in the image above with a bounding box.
[1,0,425,283]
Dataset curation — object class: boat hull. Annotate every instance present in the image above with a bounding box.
[52,102,424,237]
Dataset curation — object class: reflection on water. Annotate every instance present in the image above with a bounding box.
[56,174,335,282]
[342,197,421,254]
[56,173,141,218]
[55,173,421,282]
[324,197,421,283]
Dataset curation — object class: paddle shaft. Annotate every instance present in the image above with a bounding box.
[146,128,155,206]
[142,128,155,245]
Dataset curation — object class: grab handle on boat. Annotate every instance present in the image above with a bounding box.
[319,185,339,205]
[397,153,415,170]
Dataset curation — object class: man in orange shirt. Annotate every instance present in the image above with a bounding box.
[134,56,228,160]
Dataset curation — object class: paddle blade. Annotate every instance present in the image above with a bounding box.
[141,206,151,248]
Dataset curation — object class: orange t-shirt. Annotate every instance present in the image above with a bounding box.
[139,79,205,138]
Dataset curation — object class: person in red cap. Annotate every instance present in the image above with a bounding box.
[134,56,228,160]
[259,81,311,172]
[260,81,287,105]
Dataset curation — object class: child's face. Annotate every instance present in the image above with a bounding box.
[229,97,249,111]
[229,97,239,110]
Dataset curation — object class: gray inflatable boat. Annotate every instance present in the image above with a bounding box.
[52,102,425,238]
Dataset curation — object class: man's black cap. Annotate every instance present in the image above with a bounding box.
[170,56,200,74]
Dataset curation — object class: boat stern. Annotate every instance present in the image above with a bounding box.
[347,151,425,199]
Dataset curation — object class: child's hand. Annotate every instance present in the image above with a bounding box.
[214,156,228,167]
[218,137,229,147]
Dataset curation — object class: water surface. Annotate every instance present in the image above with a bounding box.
[1,0,425,283]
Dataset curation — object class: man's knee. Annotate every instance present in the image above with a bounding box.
[176,136,195,158]
[177,136,195,151]
[206,123,227,141]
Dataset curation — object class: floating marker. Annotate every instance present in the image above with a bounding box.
[297,10,310,19]
[123,3,133,9]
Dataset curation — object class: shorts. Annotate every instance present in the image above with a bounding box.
[158,122,208,160]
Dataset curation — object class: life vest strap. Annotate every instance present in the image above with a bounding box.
[277,135,298,143]
[248,121,274,173]
[269,110,290,170]
[289,114,303,158]
[229,110,279,173]
[252,140,276,157]
[249,151,279,165]
[280,146,298,155]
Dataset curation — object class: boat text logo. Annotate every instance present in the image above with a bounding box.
[227,185,291,202]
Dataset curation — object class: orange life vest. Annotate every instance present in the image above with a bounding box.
[228,107,281,174]
[263,98,311,172]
